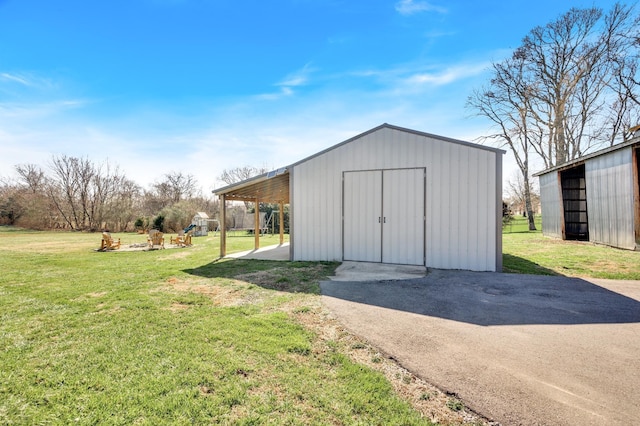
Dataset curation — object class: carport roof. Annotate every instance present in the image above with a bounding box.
[213,169,290,203]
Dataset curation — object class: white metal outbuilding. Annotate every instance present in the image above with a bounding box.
[535,129,640,250]
[214,124,505,272]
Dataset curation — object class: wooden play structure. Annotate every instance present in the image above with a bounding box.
[191,212,210,236]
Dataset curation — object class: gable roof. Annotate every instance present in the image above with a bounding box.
[212,123,504,201]
[288,123,505,169]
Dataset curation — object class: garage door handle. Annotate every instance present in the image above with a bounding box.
[383,217,386,223]
[378,217,381,223]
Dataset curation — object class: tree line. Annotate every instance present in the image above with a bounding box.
[0,155,218,232]
[468,3,640,230]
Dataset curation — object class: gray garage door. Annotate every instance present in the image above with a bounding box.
[343,168,425,265]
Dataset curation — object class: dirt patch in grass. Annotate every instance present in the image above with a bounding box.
[282,296,492,426]
[234,264,328,293]
[165,277,268,307]
[169,302,192,312]
[158,249,193,260]
[91,304,122,315]
[168,267,493,425]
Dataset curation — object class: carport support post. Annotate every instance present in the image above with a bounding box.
[254,197,260,250]
[279,201,284,245]
[219,194,227,258]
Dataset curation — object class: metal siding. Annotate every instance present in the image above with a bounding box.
[585,148,635,249]
[448,143,462,269]
[426,138,445,268]
[382,168,425,265]
[474,151,492,270]
[539,172,563,238]
[494,152,503,271]
[343,171,383,262]
[292,127,500,271]
[460,147,473,268]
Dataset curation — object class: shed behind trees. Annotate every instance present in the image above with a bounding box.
[214,124,505,271]
[535,130,640,250]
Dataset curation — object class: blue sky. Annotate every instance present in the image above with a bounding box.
[0,0,622,193]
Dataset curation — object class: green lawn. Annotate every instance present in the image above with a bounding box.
[503,216,640,279]
[3,222,638,424]
[0,228,432,425]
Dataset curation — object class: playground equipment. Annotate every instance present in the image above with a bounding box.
[228,211,267,234]
[191,212,209,236]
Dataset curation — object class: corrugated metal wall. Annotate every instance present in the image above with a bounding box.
[586,147,635,249]
[290,126,501,271]
[343,170,383,262]
[539,171,563,238]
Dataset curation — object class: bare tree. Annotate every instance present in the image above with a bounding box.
[605,5,640,143]
[217,166,268,209]
[468,53,539,230]
[104,178,142,232]
[11,164,56,229]
[15,164,46,194]
[0,177,22,225]
[151,172,198,206]
[47,155,88,229]
[47,156,130,231]
[469,3,639,231]
[506,173,540,217]
[6,159,220,231]
[217,166,268,186]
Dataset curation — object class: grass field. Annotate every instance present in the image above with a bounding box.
[503,216,640,279]
[0,229,449,425]
[2,222,639,425]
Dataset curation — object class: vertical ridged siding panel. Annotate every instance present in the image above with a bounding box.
[586,148,635,249]
[382,168,425,265]
[539,172,562,238]
[291,126,500,271]
[343,171,383,262]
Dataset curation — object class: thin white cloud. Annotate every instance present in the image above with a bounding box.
[0,99,90,119]
[256,63,317,100]
[278,74,307,87]
[255,86,294,101]
[404,62,490,86]
[1,72,31,86]
[276,63,315,88]
[395,0,447,15]
[0,72,56,90]
[345,60,490,91]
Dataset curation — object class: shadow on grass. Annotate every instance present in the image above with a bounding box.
[183,258,339,294]
[502,253,560,276]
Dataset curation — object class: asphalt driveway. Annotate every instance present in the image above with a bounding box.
[320,269,640,425]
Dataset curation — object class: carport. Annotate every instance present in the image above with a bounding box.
[214,170,290,258]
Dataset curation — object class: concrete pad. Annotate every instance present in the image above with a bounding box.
[320,270,640,425]
[225,243,290,260]
[329,261,427,281]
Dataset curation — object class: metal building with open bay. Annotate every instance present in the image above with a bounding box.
[214,124,505,271]
[535,128,640,250]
